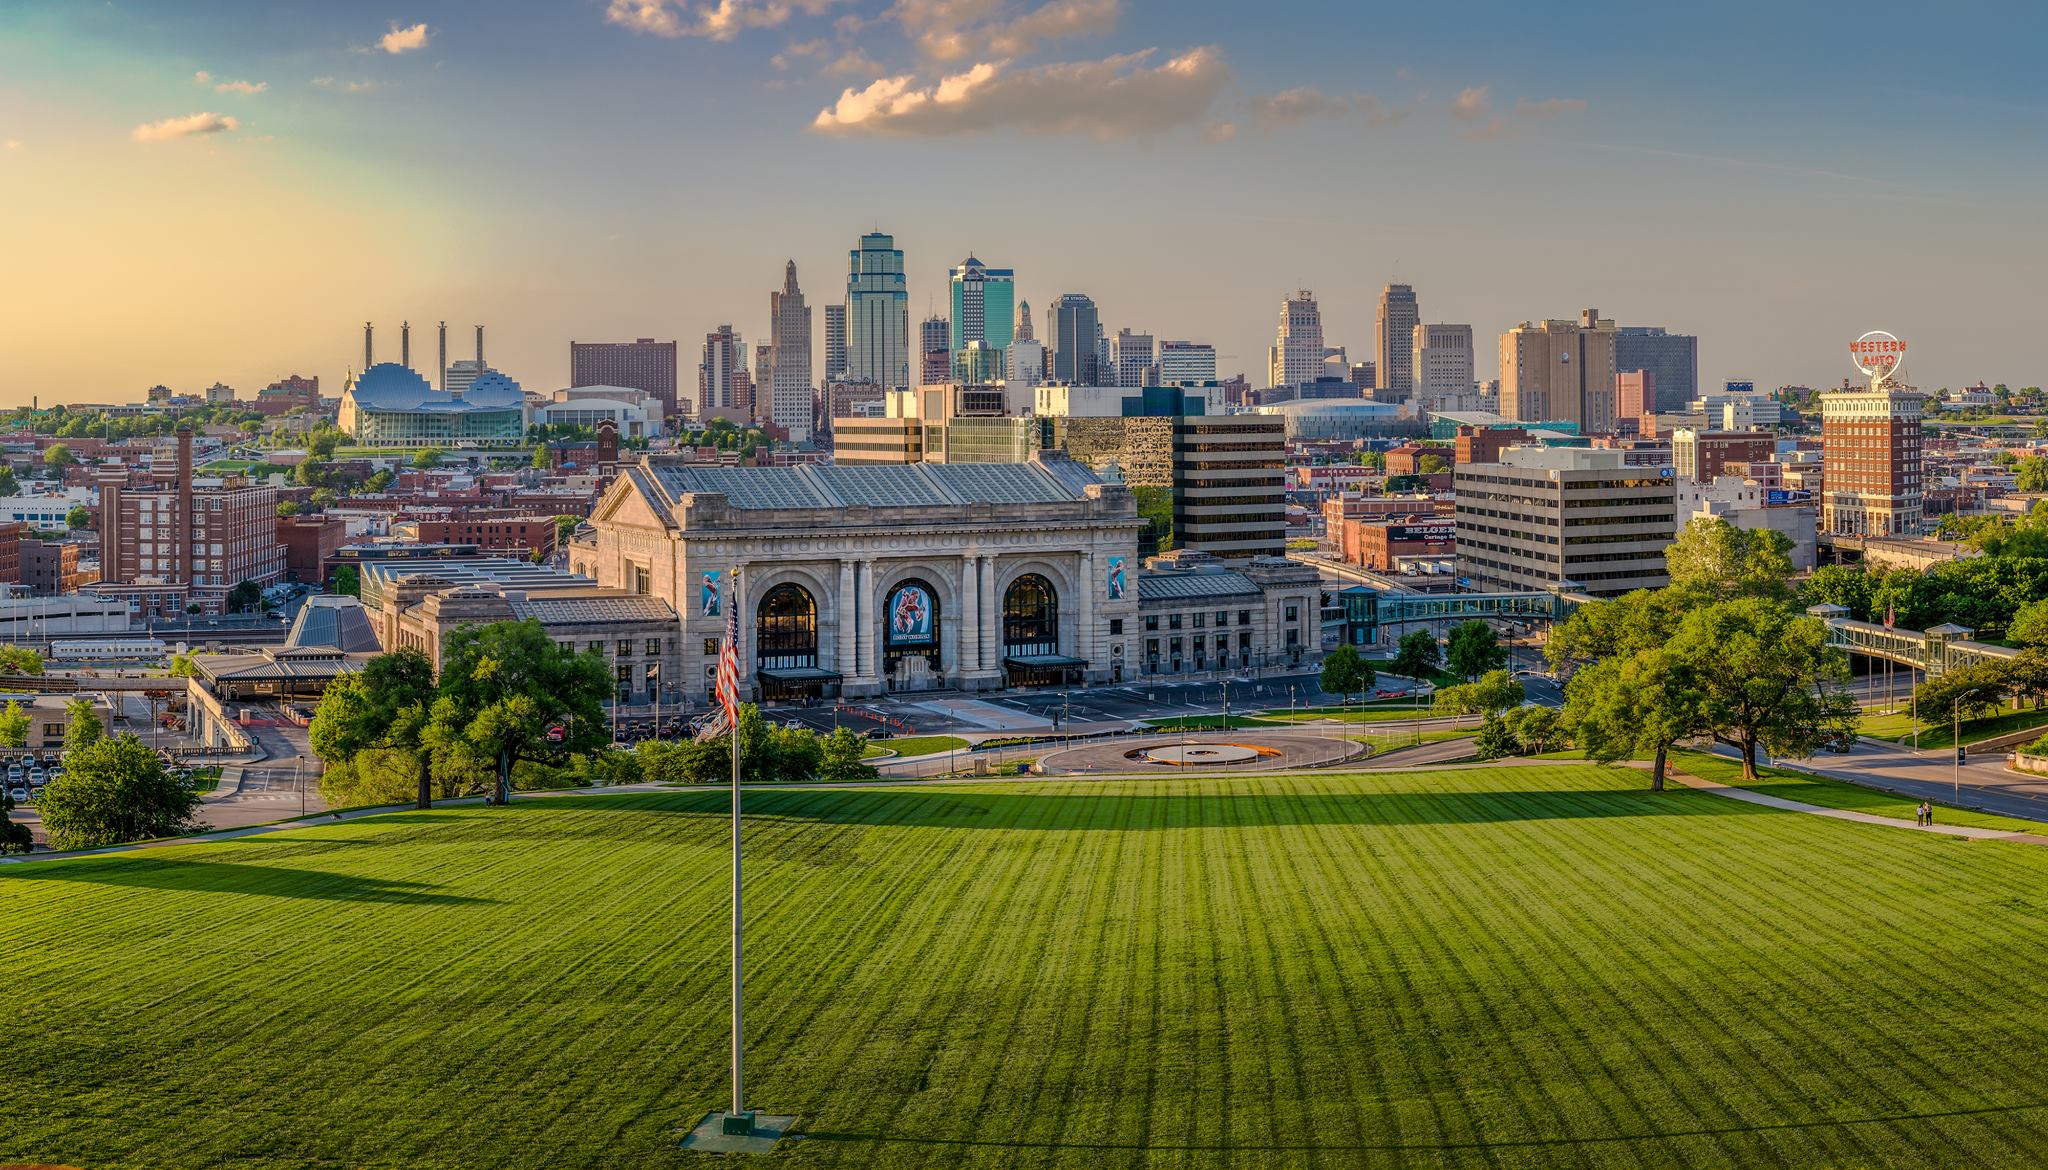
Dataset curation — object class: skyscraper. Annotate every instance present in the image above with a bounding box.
[1821,381,1924,536]
[1376,284,1421,400]
[570,338,678,420]
[1014,300,1035,342]
[948,256,1015,356]
[1410,323,1475,410]
[823,303,848,382]
[1049,294,1101,384]
[699,325,750,423]
[919,314,950,386]
[1158,341,1217,386]
[1500,310,1619,432]
[1268,290,1324,389]
[1615,327,1700,412]
[1114,329,1156,388]
[846,231,910,390]
[768,261,814,443]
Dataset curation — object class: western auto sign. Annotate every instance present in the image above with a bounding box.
[1849,331,1907,383]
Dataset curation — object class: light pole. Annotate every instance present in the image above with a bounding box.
[1953,705,1962,803]
[294,754,305,817]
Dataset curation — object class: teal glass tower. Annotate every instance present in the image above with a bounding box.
[948,256,1015,359]
[847,232,910,390]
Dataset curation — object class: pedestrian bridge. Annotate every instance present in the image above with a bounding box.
[1338,586,1582,646]
[1808,604,2018,677]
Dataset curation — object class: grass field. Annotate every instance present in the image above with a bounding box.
[1860,704,2048,750]
[1670,749,2046,834]
[10,766,2048,1169]
[867,734,970,759]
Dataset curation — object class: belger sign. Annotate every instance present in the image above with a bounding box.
[1849,331,1907,383]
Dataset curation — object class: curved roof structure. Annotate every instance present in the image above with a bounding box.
[284,594,382,653]
[345,362,521,415]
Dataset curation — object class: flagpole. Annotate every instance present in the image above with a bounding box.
[730,565,746,1128]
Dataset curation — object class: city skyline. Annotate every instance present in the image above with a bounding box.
[4,0,2044,403]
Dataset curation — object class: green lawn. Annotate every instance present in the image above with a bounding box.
[867,734,970,759]
[1670,749,2045,834]
[1861,704,2048,750]
[13,771,2048,1168]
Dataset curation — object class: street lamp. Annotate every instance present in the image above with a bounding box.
[295,754,305,817]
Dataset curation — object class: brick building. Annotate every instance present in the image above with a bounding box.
[1454,425,1533,465]
[93,428,285,618]
[21,538,94,595]
[407,516,560,561]
[1820,384,1924,536]
[1335,516,1457,572]
[255,374,320,416]
[1671,429,1775,482]
[277,514,346,584]
[0,522,21,586]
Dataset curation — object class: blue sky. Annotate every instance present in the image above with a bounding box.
[3,0,2043,402]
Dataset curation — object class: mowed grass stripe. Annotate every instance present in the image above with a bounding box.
[12,768,2048,1168]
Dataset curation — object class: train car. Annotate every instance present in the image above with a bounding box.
[48,637,170,662]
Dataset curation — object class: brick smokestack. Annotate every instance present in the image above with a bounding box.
[177,426,194,587]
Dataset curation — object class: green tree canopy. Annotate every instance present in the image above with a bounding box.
[412,447,445,469]
[0,645,45,676]
[1474,713,1519,760]
[1318,644,1375,703]
[43,443,75,468]
[276,501,303,518]
[225,580,265,613]
[1389,628,1441,683]
[817,727,878,783]
[1446,620,1506,681]
[1666,598,1858,779]
[428,620,611,804]
[64,697,104,750]
[1561,649,1706,790]
[1664,517,1795,602]
[310,647,440,809]
[1433,669,1525,716]
[330,564,361,598]
[1914,662,2015,728]
[35,734,203,850]
[0,700,28,749]
[64,503,91,532]
[2018,456,2048,493]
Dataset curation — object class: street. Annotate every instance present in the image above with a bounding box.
[1729,738,2048,825]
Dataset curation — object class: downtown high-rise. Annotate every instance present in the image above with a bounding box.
[823,304,848,381]
[1615,327,1699,413]
[948,256,1015,358]
[1500,309,1618,432]
[1376,284,1420,401]
[1049,294,1101,384]
[1268,290,1324,390]
[1411,322,1475,409]
[846,231,910,390]
[768,260,814,443]
[569,338,678,420]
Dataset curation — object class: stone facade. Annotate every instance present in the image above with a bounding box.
[1134,552,1322,676]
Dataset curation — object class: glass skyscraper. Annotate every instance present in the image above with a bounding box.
[846,232,910,390]
[948,256,1015,358]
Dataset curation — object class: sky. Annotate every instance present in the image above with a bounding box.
[3,0,2045,406]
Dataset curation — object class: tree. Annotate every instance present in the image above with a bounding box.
[330,564,361,598]
[1503,706,1565,754]
[306,429,342,459]
[309,488,337,508]
[0,465,20,497]
[1800,564,1875,621]
[428,620,610,804]
[1914,662,2015,729]
[554,514,583,547]
[225,580,265,613]
[531,445,551,470]
[2018,456,2048,494]
[35,734,203,849]
[43,443,74,469]
[1664,517,1794,602]
[1665,598,1859,780]
[167,652,199,678]
[1446,620,1506,681]
[817,727,878,782]
[1433,669,1525,716]
[310,647,441,809]
[412,447,445,470]
[364,468,395,493]
[2009,598,2048,647]
[1319,644,1375,704]
[65,697,104,750]
[64,503,91,532]
[0,700,28,749]
[0,645,44,676]
[1131,486,1176,553]
[1474,714,1520,760]
[1390,628,1441,683]
[293,459,327,488]
[1416,453,1450,475]
[1562,650,1704,790]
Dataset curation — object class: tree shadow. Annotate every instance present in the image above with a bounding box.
[0,858,492,904]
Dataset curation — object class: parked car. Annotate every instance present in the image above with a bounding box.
[6,786,25,803]
[863,727,893,740]
[783,719,806,730]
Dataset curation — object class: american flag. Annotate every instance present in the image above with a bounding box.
[715,578,740,728]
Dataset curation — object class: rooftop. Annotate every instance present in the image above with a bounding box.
[644,456,1107,511]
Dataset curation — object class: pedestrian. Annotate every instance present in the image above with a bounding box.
[1914,801,1925,826]
[1925,802,1935,827]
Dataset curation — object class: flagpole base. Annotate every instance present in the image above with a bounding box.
[680,1111,796,1154]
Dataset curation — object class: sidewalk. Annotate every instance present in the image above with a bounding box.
[1665,768,2048,845]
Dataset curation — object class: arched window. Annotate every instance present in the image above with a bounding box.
[1003,574,1059,656]
[756,583,818,671]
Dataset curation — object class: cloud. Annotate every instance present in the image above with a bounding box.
[892,0,1119,62]
[213,79,268,95]
[812,45,1230,138]
[4,139,19,150]
[312,76,383,93]
[1249,86,1349,129]
[1460,117,1509,142]
[1515,96,1586,118]
[1202,121,1236,143]
[194,70,211,85]
[606,0,839,40]
[132,112,239,143]
[1450,85,1490,121]
[378,22,431,53]
[823,47,884,76]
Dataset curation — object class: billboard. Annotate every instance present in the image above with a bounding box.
[1106,556,1127,600]
[886,583,935,645]
[1387,523,1456,544]
[699,570,723,617]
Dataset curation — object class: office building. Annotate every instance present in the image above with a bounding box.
[1015,300,1035,342]
[1350,361,1378,392]
[1049,294,1102,385]
[947,256,1014,357]
[1268,289,1324,390]
[1008,338,1047,386]
[1174,415,1287,558]
[94,428,286,617]
[823,303,848,382]
[1158,340,1217,386]
[340,363,526,448]
[1454,446,1675,597]
[1615,327,1699,412]
[569,338,679,419]
[1500,309,1619,433]
[847,231,910,390]
[1376,284,1421,400]
[1820,382,1924,536]
[951,341,1003,384]
[535,386,663,438]
[1616,370,1656,434]
[768,261,815,444]
[698,325,751,424]
[919,315,951,386]
[1671,428,1774,482]
[1114,329,1156,388]
[1411,322,1474,410]
[254,374,320,416]
[1135,551,1322,676]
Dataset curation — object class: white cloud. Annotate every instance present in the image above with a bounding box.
[1515,96,1587,118]
[379,22,431,53]
[891,0,1119,62]
[1450,85,1490,121]
[312,76,382,93]
[1250,86,1348,129]
[132,112,239,143]
[606,0,839,41]
[812,45,1230,138]
[823,47,884,76]
[213,79,268,95]
[193,70,211,85]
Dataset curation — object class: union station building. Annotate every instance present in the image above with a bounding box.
[578,451,1320,703]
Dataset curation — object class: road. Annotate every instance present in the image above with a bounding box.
[1729,738,2048,825]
